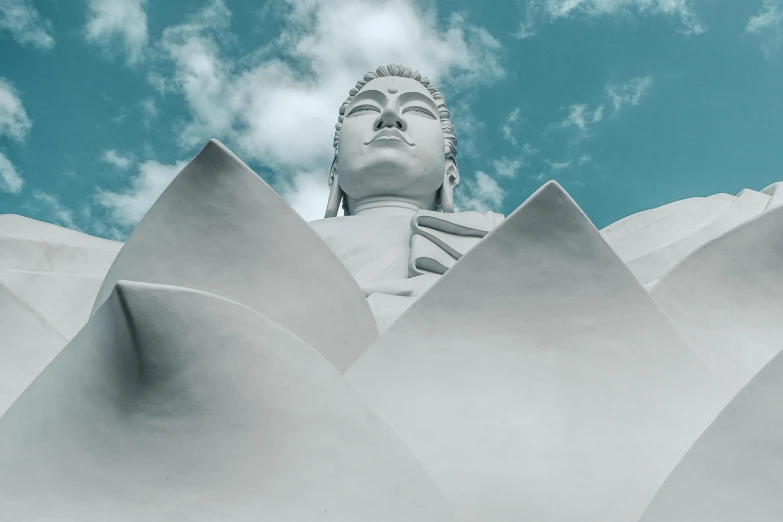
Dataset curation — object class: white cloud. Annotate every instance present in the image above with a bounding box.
[449,98,483,158]
[32,190,79,230]
[0,150,23,193]
[0,0,54,50]
[557,75,650,134]
[746,0,783,58]
[95,159,187,227]
[578,154,592,165]
[607,76,652,113]
[517,0,703,37]
[501,107,521,145]
[560,103,604,132]
[139,97,157,125]
[0,78,32,142]
[493,157,523,178]
[278,172,333,222]
[523,143,539,155]
[85,0,149,64]
[546,159,572,170]
[101,149,134,170]
[153,0,505,222]
[456,170,505,212]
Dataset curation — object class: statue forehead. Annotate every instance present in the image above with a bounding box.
[359,76,435,100]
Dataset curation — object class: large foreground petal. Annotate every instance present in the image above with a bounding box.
[346,181,725,522]
[0,281,455,521]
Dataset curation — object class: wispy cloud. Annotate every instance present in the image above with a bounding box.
[578,154,592,165]
[139,97,157,126]
[0,78,32,142]
[516,0,703,39]
[559,103,604,133]
[0,77,31,194]
[557,75,652,135]
[0,151,23,194]
[95,159,187,227]
[456,171,505,212]
[100,149,134,170]
[546,159,572,170]
[146,0,505,222]
[450,98,484,158]
[85,0,149,64]
[493,157,524,178]
[746,0,783,58]
[0,0,55,50]
[501,107,521,145]
[31,190,80,230]
[607,76,653,113]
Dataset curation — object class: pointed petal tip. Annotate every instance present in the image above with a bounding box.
[513,178,580,217]
[537,179,568,198]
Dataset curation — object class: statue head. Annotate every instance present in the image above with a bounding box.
[325,64,459,217]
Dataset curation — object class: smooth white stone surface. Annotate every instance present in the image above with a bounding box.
[94,139,377,373]
[651,203,783,396]
[601,188,778,287]
[639,346,783,522]
[0,270,104,340]
[0,282,65,416]
[345,181,725,522]
[0,215,120,276]
[0,281,457,521]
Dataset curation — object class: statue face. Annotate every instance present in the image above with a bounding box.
[336,76,446,202]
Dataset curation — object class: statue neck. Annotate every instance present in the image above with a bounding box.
[346,194,437,217]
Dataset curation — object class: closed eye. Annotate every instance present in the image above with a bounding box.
[347,104,381,116]
[402,106,436,119]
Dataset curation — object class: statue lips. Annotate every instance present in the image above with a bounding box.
[364,128,415,147]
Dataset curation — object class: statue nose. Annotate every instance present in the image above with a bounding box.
[374,108,407,131]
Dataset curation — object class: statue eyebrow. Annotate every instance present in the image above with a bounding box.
[348,89,386,107]
[397,91,438,111]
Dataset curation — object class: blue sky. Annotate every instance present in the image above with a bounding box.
[1,0,781,239]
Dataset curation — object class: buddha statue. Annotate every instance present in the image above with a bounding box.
[310,64,503,330]
[2,63,783,522]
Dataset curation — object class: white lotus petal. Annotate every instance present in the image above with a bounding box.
[0,282,65,416]
[93,139,377,372]
[651,203,783,395]
[639,347,783,522]
[346,181,725,522]
[0,270,103,340]
[0,281,456,521]
[626,189,769,284]
[602,194,734,263]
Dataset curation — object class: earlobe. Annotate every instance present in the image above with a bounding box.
[439,158,459,213]
[325,158,343,218]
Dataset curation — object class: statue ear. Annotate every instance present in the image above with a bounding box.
[325,157,343,218]
[439,157,460,213]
